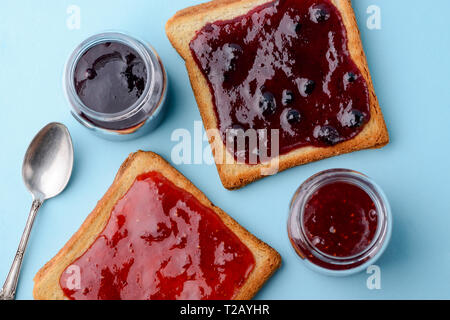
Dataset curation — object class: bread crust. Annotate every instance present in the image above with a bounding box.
[166,0,389,190]
[33,151,281,300]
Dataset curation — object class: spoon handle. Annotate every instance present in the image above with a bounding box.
[0,199,43,300]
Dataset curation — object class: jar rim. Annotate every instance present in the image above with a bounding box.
[288,169,392,274]
[63,32,157,123]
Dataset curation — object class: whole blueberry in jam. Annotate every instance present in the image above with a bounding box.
[317,125,340,145]
[347,109,365,128]
[310,5,330,23]
[294,23,302,33]
[282,90,295,105]
[345,72,357,83]
[286,109,301,124]
[259,92,277,116]
[303,80,316,96]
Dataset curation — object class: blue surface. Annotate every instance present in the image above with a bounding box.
[1,0,449,300]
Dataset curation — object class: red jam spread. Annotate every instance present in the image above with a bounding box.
[74,41,147,114]
[301,181,378,269]
[60,172,255,300]
[190,0,371,164]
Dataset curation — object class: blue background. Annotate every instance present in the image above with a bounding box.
[1,0,449,300]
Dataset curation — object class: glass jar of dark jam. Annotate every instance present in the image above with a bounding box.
[288,169,392,276]
[64,32,167,140]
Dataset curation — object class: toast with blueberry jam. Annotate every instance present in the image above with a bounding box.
[166,0,389,189]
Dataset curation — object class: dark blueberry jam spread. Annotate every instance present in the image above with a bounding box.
[190,0,371,164]
[74,41,147,114]
[60,171,255,300]
[300,181,378,269]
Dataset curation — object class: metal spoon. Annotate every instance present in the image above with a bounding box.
[0,123,74,300]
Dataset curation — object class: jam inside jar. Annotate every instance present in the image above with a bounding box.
[288,169,392,275]
[64,32,167,140]
[74,41,148,115]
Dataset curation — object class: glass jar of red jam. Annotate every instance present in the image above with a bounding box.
[288,169,392,276]
[64,32,167,140]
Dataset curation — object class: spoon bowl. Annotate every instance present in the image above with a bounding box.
[22,123,74,200]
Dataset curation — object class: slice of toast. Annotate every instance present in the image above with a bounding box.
[33,151,281,300]
[166,0,389,190]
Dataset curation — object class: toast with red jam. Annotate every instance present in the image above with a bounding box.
[33,151,281,300]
